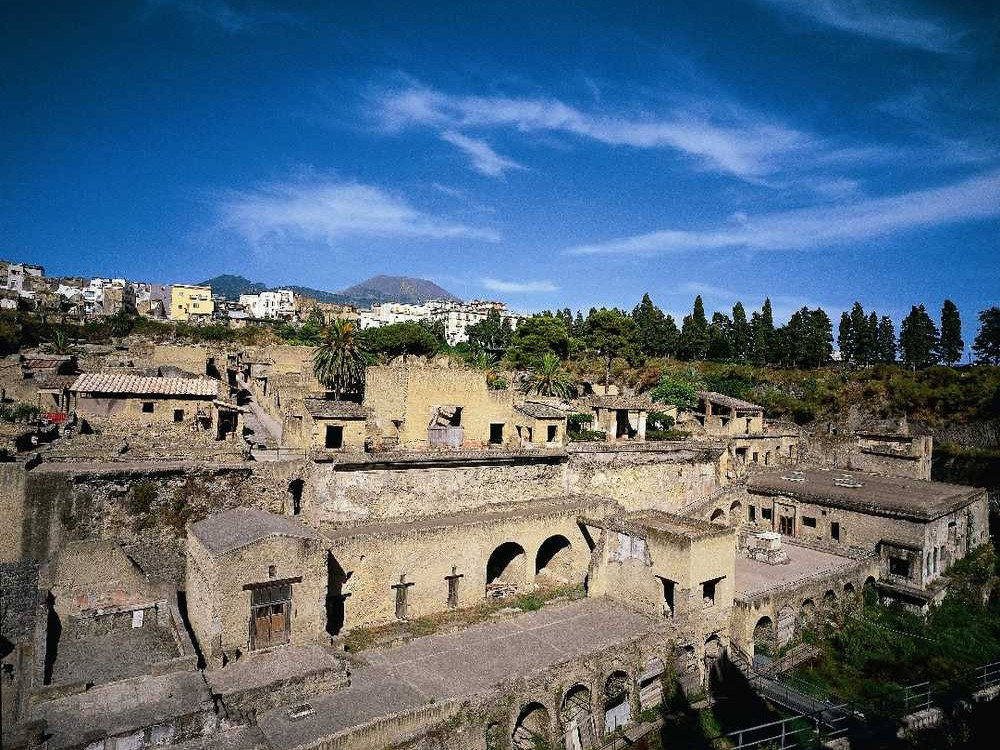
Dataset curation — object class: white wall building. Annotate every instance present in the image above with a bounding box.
[357,298,522,346]
[239,289,296,320]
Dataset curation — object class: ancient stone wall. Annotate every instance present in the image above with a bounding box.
[306,444,725,525]
[327,500,607,630]
[9,461,300,584]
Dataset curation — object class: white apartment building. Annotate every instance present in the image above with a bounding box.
[357,299,522,346]
[238,289,296,320]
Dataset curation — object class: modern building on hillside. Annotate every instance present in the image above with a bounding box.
[170,284,214,322]
[237,289,296,320]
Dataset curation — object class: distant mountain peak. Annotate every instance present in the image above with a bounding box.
[199,273,460,307]
[338,275,460,305]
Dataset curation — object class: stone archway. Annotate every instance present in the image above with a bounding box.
[843,582,856,598]
[561,684,595,749]
[603,670,632,733]
[710,508,727,526]
[486,542,527,598]
[729,500,743,522]
[753,615,776,656]
[823,589,837,604]
[512,702,552,750]
[535,535,574,585]
[801,598,816,625]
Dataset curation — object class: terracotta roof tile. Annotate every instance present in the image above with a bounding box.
[70,373,219,398]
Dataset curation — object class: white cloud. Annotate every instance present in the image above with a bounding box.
[374,83,813,179]
[142,0,295,33]
[440,131,525,178]
[220,179,500,246]
[566,169,1000,255]
[749,0,965,54]
[481,278,558,293]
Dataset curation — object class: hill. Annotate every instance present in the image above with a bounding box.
[199,274,460,307]
[336,275,460,306]
[199,274,266,299]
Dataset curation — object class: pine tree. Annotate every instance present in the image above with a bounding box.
[973,307,1000,365]
[838,311,854,364]
[731,302,751,361]
[679,295,710,360]
[876,316,896,363]
[631,293,673,358]
[707,312,734,360]
[938,299,964,366]
[864,312,879,366]
[750,299,776,365]
[900,305,940,369]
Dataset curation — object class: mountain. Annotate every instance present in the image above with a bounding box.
[336,275,460,305]
[199,274,267,299]
[199,273,460,307]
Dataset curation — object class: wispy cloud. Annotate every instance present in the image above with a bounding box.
[141,0,296,33]
[749,0,966,54]
[373,81,814,180]
[481,278,558,293]
[440,131,526,178]
[567,169,1000,255]
[219,179,500,247]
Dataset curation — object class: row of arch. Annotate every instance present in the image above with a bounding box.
[710,500,743,526]
[506,637,726,750]
[509,668,645,750]
[751,577,875,653]
[486,534,578,593]
[327,533,586,634]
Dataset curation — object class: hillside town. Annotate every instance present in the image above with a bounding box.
[0,259,524,346]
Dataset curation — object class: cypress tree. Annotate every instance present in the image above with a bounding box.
[876,316,897,363]
[938,299,964,366]
[679,295,710,360]
[900,305,940,369]
[731,302,751,361]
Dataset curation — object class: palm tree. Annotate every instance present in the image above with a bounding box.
[523,353,576,398]
[313,320,368,400]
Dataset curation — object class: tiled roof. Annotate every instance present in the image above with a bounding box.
[515,402,567,420]
[70,373,219,398]
[303,398,368,419]
[189,508,322,555]
[36,374,79,390]
[697,391,763,412]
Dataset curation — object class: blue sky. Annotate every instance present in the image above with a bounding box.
[2,0,998,325]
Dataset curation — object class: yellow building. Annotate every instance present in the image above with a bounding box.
[169,284,214,322]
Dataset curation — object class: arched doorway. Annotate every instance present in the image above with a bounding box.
[710,508,727,526]
[753,615,775,656]
[512,702,552,750]
[603,670,631,733]
[801,598,816,625]
[843,582,856,598]
[486,542,527,598]
[730,500,743,522]
[561,684,595,749]
[535,535,574,585]
[823,589,837,604]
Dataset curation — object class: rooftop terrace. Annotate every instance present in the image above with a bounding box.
[748,468,981,521]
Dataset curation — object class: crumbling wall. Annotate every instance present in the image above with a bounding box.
[18,462,299,585]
